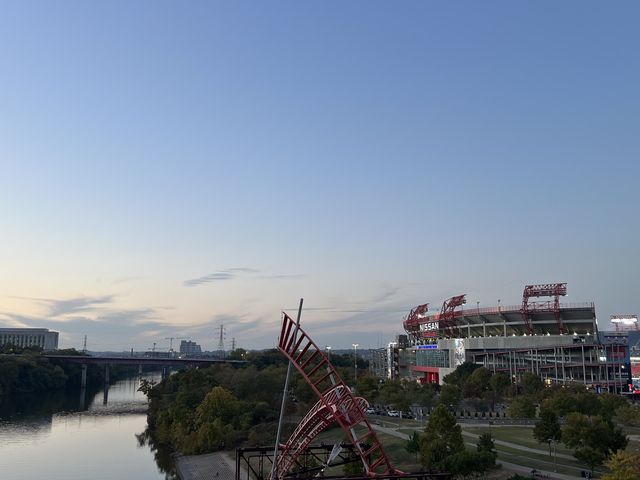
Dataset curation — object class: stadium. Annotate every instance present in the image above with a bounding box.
[370,283,633,394]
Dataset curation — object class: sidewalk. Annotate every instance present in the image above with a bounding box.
[176,451,244,480]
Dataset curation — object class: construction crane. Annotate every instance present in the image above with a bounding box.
[165,336,189,353]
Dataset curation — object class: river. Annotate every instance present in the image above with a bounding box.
[0,374,176,480]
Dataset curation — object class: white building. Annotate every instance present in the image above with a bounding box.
[0,328,59,351]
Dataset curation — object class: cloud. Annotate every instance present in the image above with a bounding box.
[45,295,114,317]
[183,272,236,286]
[110,276,144,286]
[183,268,302,287]
[256,274,305,280]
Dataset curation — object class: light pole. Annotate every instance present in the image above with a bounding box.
[325,345,331,360]
[352,343,359,384]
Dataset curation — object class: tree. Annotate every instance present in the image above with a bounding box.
[602,450,640,480]
[445,450,496,479]
[355,375,379,404]
[463,367,491,398]
[490,372,512,397]
[598,393,628,421]
[443,361,481,387]
[439,384,462,411]
[615,403,640,427]
[534,409,562,457]
[477,432,496,456]
[406,431,421,462]
[506,396,536,418]
[419,403,464,471]
[562,412,628,475]
[520,373,544,397]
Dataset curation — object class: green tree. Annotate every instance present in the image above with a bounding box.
[477,432,496,456]
[439,384,462,411]
[355,375,379,404]
[443,361,481,387]
[615,403,640,427]
[419,403,464,471]
[490,372,512,397]
[598,393,628,421]
[445,450,496,479]
[602,450,640,480]
[520,373,544,397]
[406,431,421,462]
[562,412,628,475]
[463,367,491,398]
[506,396,536,418]
[534,409,562,457]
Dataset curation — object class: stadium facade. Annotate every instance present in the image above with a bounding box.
[370,284,635,394]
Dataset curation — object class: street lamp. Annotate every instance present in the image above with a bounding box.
[325,345,331,360]
[352,343,359,384]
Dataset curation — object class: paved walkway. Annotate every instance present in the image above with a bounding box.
[176,452,242,480]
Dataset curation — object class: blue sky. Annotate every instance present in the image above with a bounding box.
[1,2,638,351]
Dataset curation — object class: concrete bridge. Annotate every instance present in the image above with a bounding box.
[44,354,247,388]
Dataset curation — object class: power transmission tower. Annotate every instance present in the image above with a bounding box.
[231,337,236,351]
[82,335,87,353]
[218,324,226,358]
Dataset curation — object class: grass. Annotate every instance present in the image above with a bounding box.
[461,425,575,457]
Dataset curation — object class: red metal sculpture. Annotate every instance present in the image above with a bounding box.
[274,312,400,478]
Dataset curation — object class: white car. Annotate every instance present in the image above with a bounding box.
[387,410,400,417]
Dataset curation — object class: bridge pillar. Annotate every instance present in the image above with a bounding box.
[81,364,87,389]
[161,366,169,380]
[138,364,143,375]
[105,364,110,385]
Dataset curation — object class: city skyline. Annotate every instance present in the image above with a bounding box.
[1,2,638,351]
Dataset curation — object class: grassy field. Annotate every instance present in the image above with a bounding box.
[295,421,619,477]
[462,426,575,457]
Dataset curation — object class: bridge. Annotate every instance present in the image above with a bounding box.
[44,354,247,388]
[44,354,246,367]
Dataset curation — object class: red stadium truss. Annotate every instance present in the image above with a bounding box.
[403,303,433,338]
[520,283,567,334]
[275,313,399,478]
[438,295,466,338]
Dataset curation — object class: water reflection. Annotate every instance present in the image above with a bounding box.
[0,373,176,480]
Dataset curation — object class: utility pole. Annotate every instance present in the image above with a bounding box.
[231,337,236,351]
[83,335,87,353]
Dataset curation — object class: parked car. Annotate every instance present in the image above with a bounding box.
[387,410,400,417]
[365,407,376,415]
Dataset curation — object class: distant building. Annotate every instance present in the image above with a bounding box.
[0,328,59,351]
[179,340,202,355]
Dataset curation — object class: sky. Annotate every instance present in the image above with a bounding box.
[0,1,638,352]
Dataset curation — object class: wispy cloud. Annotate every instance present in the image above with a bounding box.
[183,272,236,286]
[183,268,302,287]
[45,295,114,317]
[256,273,305,280]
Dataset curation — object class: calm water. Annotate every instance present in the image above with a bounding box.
[0,375,175,480]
